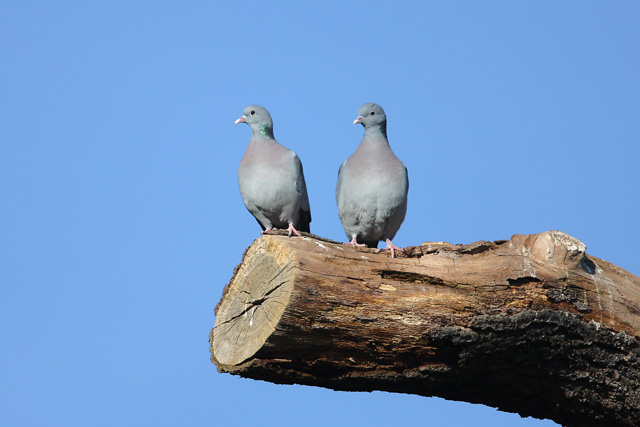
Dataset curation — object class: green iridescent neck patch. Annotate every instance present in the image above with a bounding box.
[260,124,274,139]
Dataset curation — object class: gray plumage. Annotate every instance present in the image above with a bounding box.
[235,105,311,235]
[336,103,408,251]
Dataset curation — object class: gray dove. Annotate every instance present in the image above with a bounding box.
[336,103,408,257]
[235,105,311,236]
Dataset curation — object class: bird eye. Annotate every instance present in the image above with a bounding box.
[250,110,256,115]
[370,111,375,115]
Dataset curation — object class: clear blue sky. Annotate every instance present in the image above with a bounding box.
[2,2,639,426]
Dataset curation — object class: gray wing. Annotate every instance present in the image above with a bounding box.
[335,159,352,218]
[292,152,311,233]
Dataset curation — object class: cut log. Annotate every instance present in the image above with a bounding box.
[210,230,640,427]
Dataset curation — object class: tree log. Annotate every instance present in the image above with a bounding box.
[210,230,640,426]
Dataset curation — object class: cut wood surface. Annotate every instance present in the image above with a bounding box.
[210,230,640,427]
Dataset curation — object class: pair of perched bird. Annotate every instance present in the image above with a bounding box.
[235,103,408,258]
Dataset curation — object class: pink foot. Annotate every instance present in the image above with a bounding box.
[384,239,404,258]
[261,227,273,235]
[286,223,302,237]
[346,235,366,247]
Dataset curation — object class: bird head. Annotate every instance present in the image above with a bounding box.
[235,105,274,138]
[354,102,387,128]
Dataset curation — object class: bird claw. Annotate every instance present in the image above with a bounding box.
[287,223,302,237]
[384,239,404,258]
[347,236,366,247]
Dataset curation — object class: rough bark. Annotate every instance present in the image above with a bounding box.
[210,230,640,426]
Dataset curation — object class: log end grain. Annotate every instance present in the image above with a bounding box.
[212,237,297,368]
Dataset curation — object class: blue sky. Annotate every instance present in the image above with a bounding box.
[2,2,639,426]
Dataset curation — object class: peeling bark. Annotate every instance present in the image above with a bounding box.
[210,230,640,426]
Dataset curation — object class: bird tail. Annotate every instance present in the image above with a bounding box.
[297,209,311,233]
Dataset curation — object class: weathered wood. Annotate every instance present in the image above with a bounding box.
[210,230,640,426]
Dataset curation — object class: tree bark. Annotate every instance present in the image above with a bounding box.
[210,230,640,426]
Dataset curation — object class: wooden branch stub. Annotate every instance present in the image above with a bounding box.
[210,230,640,426]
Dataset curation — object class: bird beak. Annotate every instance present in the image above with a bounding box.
[234,115,246,125]
[353,116,364,125]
